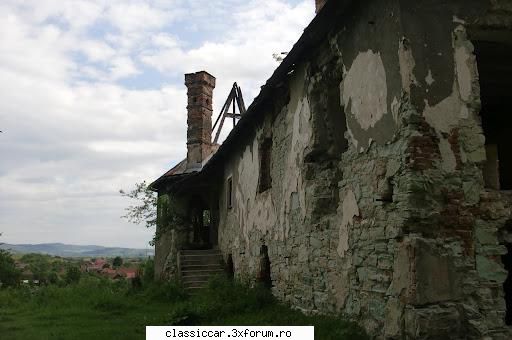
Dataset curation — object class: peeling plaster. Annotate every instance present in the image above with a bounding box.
[439,138,457,173]
[342,50,388,131]
[337,190,359,257]
[345,126,359,150]
[423,86,462,133]
[398,38,417,93]
[455,41,473,101]
[423,27,478,134]
[158,6,512,337]
[425,70,435,86]
[391,97,400,123]
[221,66,312,249]
[453,15,466,24]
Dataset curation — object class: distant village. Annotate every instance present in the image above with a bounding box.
[81,258,138,280]
[13,254,145,285]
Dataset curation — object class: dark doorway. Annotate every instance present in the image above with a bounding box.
[474,41,512,190]
[225,254,234,279]
[210,205,219,247]
[201,209,211,246]
[190,202,211,249]
[257,245,272,289]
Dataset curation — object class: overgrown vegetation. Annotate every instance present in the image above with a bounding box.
[120,181,157,238]
[0,249,19,287]
[0,274,367,340]
[0,233,20,287]
[120,182,188,245]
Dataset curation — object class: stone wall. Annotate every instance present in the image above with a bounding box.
[214,0,512,338]
[155,0,512,338]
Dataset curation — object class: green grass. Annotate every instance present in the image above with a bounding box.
[0,276,367,340]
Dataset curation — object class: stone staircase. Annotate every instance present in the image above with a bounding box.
[179,249,224,291]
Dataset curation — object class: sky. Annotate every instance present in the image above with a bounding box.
[0,0,315,248]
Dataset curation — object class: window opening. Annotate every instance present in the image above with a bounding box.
[258,138,272,193]
[227,177,233,209]
[475,41,512,190]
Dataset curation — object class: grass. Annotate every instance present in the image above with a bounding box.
[0,275,367,340]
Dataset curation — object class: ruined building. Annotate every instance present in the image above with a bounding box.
[150,0,512,338]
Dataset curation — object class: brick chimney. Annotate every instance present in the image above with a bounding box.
[315,0,327,13]
[184,71,216,170]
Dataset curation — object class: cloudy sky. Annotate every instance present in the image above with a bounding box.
[0,0,314,248]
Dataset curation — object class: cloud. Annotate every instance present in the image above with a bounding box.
[141,0,313,98]
[0,0,313,248]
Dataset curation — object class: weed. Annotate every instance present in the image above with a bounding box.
[0,275,368,340]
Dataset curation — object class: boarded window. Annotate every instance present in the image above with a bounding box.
[258,138,272,193]
[227,177,233,209]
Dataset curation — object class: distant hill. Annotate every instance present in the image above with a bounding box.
[0,243,154,258]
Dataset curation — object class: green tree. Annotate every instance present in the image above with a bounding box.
[120,181,157,229]
[0,234,20,287]
[140,258,154,286]
[21,253,51,283]
[120,181,158,245]
[112,256,123,268]
[65,266,81,284]
[48,272,59,285]
[121,181,187,246]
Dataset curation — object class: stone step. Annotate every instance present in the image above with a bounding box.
[180,253,222,258]
[186,286,204,292]
[180,256,223,265]
[181,263,223,269]
[183,279,209,286]
[184,283,208,290]
[180,254,222,259]
[182,273,220,281]
[179,249,224,291]
[181,268,224,276]
[180,250,221,256]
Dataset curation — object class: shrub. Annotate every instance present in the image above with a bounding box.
[140,258,154,285]
[113,256,123,268]
[64,266,81,285]
[145,280,188,303]
[0,249,20,287]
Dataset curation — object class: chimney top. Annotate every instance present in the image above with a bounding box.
[315,0,327,13]
[185,71,216,88]
[184,71,216,170]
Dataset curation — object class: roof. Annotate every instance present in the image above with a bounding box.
[162,159,187,177]
[151,0,352,191]
[150,144,220,190]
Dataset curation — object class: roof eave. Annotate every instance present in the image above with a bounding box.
[201,0,351,174]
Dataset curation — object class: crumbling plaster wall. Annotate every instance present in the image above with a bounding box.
[393,1,512,338]
[145,0,512,337]
[216,0,512,339]
[218,0,409,335]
